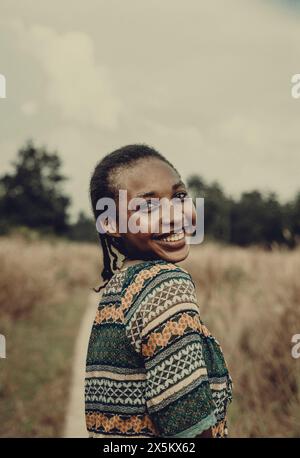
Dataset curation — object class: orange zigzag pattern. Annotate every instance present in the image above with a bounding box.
[142,313,211,357]
[85,411,158,434]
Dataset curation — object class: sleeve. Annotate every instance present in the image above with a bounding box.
[124,263,218,438]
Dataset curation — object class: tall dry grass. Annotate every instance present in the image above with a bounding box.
[1,235,299,436]
[0,235,100,319]
[182,243,300,437]
[0,234,101,437]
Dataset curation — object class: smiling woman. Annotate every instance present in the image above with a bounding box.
[85,144,232,438]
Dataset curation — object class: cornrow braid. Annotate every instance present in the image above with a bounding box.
[89,143,179,292]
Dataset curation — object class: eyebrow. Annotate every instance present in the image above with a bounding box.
[135,180,186,198]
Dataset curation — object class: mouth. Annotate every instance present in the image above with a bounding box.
[152,230,186,244]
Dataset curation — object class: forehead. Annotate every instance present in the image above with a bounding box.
[114,157,181,198]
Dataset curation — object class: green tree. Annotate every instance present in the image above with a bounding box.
[68,211,97,243]
[187,174,232,243]
[0,140,70,235]
[286,191,300,246]
[230,191,285,247]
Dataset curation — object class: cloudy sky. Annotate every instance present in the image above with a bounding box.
[0,0,299,219]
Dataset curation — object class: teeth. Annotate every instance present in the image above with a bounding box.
[159,231,185,242]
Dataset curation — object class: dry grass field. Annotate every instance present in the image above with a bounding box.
[182,243,300,437]
[0,235,100,437]
[0,235,299,437]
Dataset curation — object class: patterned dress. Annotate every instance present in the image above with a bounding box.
[85,259,233,438]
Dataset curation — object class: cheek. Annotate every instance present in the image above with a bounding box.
[124,229,152,247]
[183,202,197,229]
[127,211,156,235]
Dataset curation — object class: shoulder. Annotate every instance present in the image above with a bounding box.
[122,259,200,356]
[122,259,198,325]
[122,259,195,307]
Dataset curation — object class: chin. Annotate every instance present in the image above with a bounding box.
[167,253,189,263]
[155,245,190,263]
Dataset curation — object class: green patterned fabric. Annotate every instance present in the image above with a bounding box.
[85,259,233,438]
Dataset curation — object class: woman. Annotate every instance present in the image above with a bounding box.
[85,144,232,438]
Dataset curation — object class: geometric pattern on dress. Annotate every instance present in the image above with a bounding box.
[141,310,211,358]
[103,271,125,294]
[140,278,198,326]
[94,263,177,326]
[144,341,207,399]
[126,280,200,354]
[211,387,228,419]
[85,411,159,436]
[85,378,147,405]
[85,259,233,438]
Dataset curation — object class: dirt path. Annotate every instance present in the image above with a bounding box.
[63,292,100,438]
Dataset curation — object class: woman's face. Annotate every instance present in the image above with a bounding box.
[109,157,197,263]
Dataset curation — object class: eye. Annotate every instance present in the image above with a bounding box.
[173,191,188,201]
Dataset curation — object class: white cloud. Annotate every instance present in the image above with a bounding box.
[1,1,300,214]
[20,100,39,116]
[13,20,122,130]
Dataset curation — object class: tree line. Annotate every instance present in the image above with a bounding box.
[187,176,299,248]
[0,141,299,248]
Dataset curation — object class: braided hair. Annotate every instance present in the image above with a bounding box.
[90,143,179,292]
